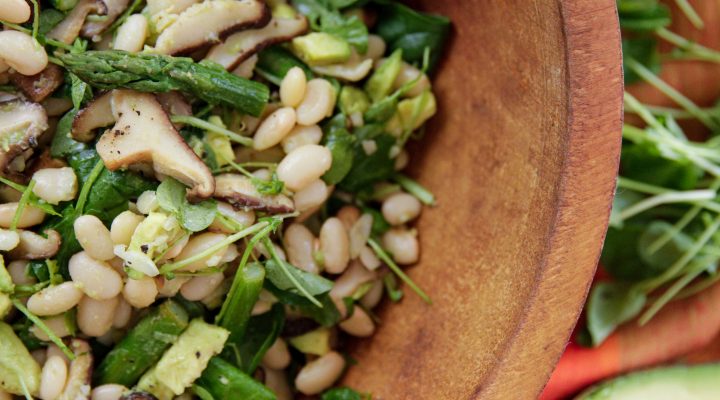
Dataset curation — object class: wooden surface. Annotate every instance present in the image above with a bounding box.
[342,1,623,399]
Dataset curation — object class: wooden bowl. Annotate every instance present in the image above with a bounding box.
[342,1,623,398]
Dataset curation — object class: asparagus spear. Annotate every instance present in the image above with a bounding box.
[195,357,276,400]
[58,51,270,117]
[94,300,189,386]
[216,262,265,345]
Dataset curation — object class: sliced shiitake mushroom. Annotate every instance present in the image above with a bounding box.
[0,100,48,172]
[8,229,61,260]
[58,339,93,400]
[153,0,271,56]
[71,91,114,142]
[214,173,294,214]
[48,0,109,44]
[95,90,214,200]
[120,393,160,400]
[82,0,130,39]
[10,64,65,103]
[206,16,308,70]
[156,91,192,129]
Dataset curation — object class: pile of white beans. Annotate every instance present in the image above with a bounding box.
[0,1,436,398]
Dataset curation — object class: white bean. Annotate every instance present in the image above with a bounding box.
[295,351,346,395]
[277,145,332,192]
[283,224,318,274]
[136,190,158,214]
[122,276,158,308]
[382,192,422,226]
[110,211,144,246]
[74,215,115,261]
[295,79,336,126]
[39,356,68,400]
[349,213,373,259]
[0,202,45,228]
[365,34,386,61]
[281,124,322,154]
[293,179,329,213]
[210,202,255,233]
[0,30,48,75]
[339,306,375,337]
[77,295,119,337]
[0,0,31,23]
[180,272,224,301]
[252,168,272,181]
[91,384,129,400]
[8,260,34,285]
[320,218,350,274]
[31,315,72,342]
[263,368,292,400]
[262,338,291,370]
[0,228,19,251]
[113,14,148,52]
[69,251,123,299]
[32,168,78,205]
[359,245,381,270]
[280,66,307,108]
[330,261,375,300]
[360,279,384,309]
[174,232,229,271]
[382,228,419,265]
[336,205,360,231]
[159,234,189,261]
[157,276,189,298]
[253,107,297,151]
[27,282,83,316]
[112,298,132,329]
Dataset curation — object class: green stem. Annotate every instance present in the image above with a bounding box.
[106,0,144,33]
[160,221,269,274]
[617,189,717,221]
[393,173,436,206]
[656,28,720,63]
[11,180,36,231]
[262,236,323,308]
[29,0,39,40]
[625,58,720,132]
[11,299,75,360]
[171,115,253,147]
[368,238,431,304]
[75,160,105,215]
[639,267,703,325]
[673,0,704,29]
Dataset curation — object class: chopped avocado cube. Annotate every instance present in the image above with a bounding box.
[289,327,331,356]
[365,49,403,102]
[0,255,14,293]
[576,363,720,400]
[340,86,371,115]
[50,0,79,11]
[385,90,437,137]
[128,211,183,258]
[137,319,229,399]
[272,3,297,19]
[204,116,234,167]
[0,294,10,319]
[292,32,352,66]
[0,322,41,396]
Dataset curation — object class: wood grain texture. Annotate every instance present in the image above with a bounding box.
[341,1,623,398]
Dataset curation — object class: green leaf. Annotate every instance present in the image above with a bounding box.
[156,178,217,232]
[50,110,87,158]
[156,178,186,214]
[322,119,356,185]
[38,8,65,36]
[294,0,369,53]
[322,387,368,400]
[621,143,702,190]
[618,0,671,31]
[373,0,451,73]
[586,281,646,345]
[637,221,694,273]
[339,133,396,192]
[622,37,661,85]
[264,259,333,296]
[69,73,89,111]
[265,282,341,326]
[223,303,285,373]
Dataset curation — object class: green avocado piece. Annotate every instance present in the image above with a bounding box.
[288,327,331,356]
[576,364,720,400]
[0,322,41,396]
[292,32,352,66]
[137,319,229,400]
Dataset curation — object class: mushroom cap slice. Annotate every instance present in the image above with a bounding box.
[58,339,93,400]
[96,90,214,200]
[214,173,294,214]
[206,16,309,71]
[10,64,65,103]
[71,91,114,142]
[153,0,271,56]
[48,0,109,44]
[0,100,48,172]
[81,0,130,39]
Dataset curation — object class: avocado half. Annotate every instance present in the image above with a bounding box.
[576,364,720,400]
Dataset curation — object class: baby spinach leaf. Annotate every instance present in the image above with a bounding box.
[602,224,655,282]
[322,118,356,185]
[339,133,396,192]
[156,178,217,232]
[294,0,369,53]
[373,0,451,72]
[38,8,65,36]
[622,37,660,85]
[50,110,87,158]
[617,0,671,31]
[322,387,368,400]
[586,281,646,346]
[621,143,702,190]
[265,282,341,327]
[637,221,694,272]
[223,303,285,373]
[265,259,333,296]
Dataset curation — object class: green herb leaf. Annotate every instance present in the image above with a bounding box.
[157,177,218,232]
[265,281,342,326]
[622,37,661,85]
[294,0,369,53]
[69,73,90,111]
[50,110,87,158]
[617,0,671,31]
[322,119,356,185]
[621,142,702,190]
[586,281,646,346]
[339,133,396,192]
[322,387,369,400]
[264,259,333,296]
[223,303,285,373]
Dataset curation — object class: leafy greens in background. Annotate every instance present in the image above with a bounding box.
[294,0,369,53]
